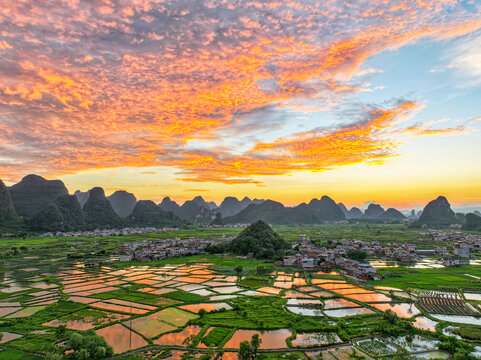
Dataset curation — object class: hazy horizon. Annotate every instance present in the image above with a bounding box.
[5,173,481,213]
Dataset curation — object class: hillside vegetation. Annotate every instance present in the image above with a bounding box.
[229,220,289,259]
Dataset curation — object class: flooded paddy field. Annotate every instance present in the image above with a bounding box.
[1,239,481,359]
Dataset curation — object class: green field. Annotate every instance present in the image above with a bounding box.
[201,327,232,347]
[369,265,481,291]
[1,224,481,359]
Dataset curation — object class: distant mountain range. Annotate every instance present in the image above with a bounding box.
[0,174,479,234]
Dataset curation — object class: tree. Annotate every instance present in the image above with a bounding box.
[347,250,367,262]
[250,334,262,359]
[200,346,215,360]
[66,330,113,360]
[235,265,243,281]
[182,334,197,347]
[55,324,67,338]
[229,221,288,259]
[215,350,224,360]
[238,341,253,360]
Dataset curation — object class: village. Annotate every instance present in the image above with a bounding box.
[116,235,235,262]
[41,226,182,238]
[281,230,481,279]
[112,229,481,283]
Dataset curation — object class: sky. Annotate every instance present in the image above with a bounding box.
[1,0,481,209]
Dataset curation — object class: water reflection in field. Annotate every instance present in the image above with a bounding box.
[179,302,232,313]
[432,314,481,325]
[224,329,291,349]
[346,293,392,302]
[324,308,374,317]
[464,293,481,301]
[212,286,243,294]
[287,299,322,305]
[413,317,438,331]
[96,323,148,353]
[323,299,358,309]
[154,325,202,345]
[370,303,420,318]
[287,306,323,316]
[292,332,341,347]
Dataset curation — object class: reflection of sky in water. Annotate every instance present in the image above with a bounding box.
[432,314,481,326]
[464,293,481,301]
[371,258,481,269]
[413,316,438,331]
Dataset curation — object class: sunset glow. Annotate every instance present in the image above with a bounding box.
[1,0,480,207]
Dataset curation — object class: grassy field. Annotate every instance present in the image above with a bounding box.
[369,265,481,291]
[201,327,232,347]
[1,224,481,359]
[0,349,43,360]
[273,223,437,247]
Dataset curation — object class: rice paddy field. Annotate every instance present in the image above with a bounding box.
[1,226,481,359]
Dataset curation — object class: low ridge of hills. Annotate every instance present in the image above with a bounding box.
[159,196,217,223]
[0,173,479,234]
[222,200,320,225]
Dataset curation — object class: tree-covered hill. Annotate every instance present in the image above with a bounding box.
[229,220,289,259]
[222,200,320,225]
[466,213,481,231]
[28,194,86,232]
[9,174,68,220]
[417,196,457,226]
[83,187,123,229]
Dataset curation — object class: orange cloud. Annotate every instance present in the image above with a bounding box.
[167,101,423,183]
[0,0,479,183]
[402,124,466,136]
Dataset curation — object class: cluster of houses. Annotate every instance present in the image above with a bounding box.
[421,229,481,242]
[279,236,381,280]
[116,236,234,262]
[279,230,480,279]
[203,224,248,228]
[41,227,180,238]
